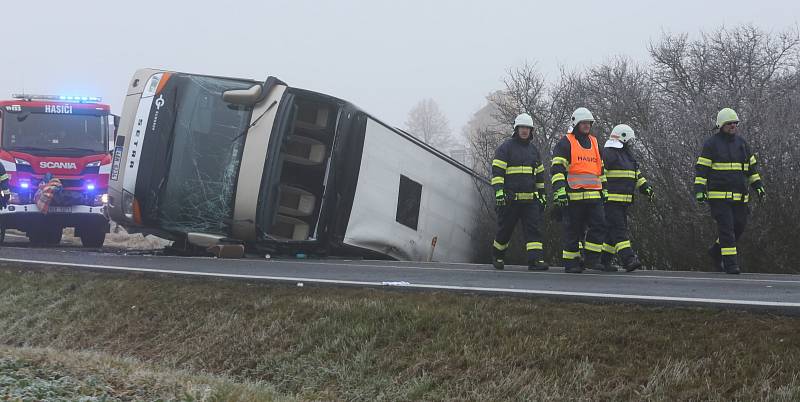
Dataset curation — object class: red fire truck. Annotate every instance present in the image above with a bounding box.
[0,94,113,247]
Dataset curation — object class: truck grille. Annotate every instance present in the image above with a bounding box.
[51,190,89,206]
[58,179,84,189]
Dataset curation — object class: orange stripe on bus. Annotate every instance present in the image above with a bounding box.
[155,72,172,95]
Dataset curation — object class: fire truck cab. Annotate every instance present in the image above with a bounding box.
[0,94,113,247]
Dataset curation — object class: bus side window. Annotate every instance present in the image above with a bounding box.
[396,175,422,231]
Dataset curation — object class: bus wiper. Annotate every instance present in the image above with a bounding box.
[230,100,277,143]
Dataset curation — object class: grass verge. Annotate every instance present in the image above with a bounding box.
[0,345,289,401]
[0,265,799,401]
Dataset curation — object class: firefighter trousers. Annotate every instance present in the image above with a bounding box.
[708,200,749,269]
[601,202,635,264]
[562,200,605,268]
[492,202,543,264]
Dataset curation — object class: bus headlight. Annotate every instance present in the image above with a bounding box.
[143,73,164,97]
[122,190,135,219]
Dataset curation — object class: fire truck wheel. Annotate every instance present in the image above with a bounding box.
[27,227,63,246]
[45,227,63,245]
[79,230,106,248]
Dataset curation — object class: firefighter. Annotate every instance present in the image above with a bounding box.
[551,108,608,273]
[0,163,9,210]
[491,113,548,271]
[600,124,653,272]
[0,165,7,245]
[694,108,765,274]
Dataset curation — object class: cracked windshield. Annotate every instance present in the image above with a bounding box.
[158,75,254,234]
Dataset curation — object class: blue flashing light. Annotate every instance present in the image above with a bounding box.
[20,182,30,189]
[86,183,96,191]
[12,94,102,103]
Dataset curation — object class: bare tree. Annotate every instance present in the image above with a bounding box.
[470,25,800,272]
[405,98,452,150]
[489,62,557,153]
[644,25,800,272]
[462,95,505,173]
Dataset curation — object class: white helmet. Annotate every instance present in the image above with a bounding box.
[514,113,534,130]
[571,107,595,126]
[605,124,634,148]
[610,124,636,143]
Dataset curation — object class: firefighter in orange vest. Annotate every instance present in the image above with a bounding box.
[551,108,610,273]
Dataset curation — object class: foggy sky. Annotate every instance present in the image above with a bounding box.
[1,0,797,134]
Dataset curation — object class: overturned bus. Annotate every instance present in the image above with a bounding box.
[107,69,492,262]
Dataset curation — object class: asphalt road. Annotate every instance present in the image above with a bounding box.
[1,244,798,311]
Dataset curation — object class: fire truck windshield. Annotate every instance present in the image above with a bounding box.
[2,112,107,155]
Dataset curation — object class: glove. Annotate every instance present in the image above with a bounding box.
[602,189,609,203]
[644,187,655,202]
[495,189,506,207]
[536,192,547,209]
[554,187,568,207]
[695,192,707,204]
[756,187,766,202]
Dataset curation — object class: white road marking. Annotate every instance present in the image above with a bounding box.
[0,256,798,308]
[254,259,800,285]
[1,246,798,284]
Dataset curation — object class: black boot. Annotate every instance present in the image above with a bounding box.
[492,257,504,270]
[601,253,620,272]
[586,258,607,272]
[724,264,740,275]
[564,259,583,274]
[592,260,618,272]
[623,255,642,272]
[601,262,620,272]
[528,261,549,271]
[722,253,740,274]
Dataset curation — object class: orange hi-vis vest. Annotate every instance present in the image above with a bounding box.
[566,133,603,190]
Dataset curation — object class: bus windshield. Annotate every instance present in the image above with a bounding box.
[154,75,254,235]
[2,112,107,154]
